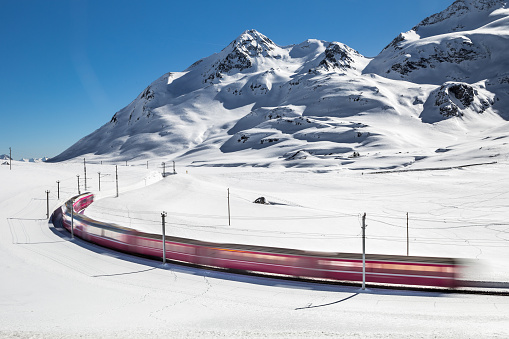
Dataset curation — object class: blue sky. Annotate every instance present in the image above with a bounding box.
[0,0,453,159]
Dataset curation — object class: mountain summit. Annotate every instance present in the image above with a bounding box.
[50,4,509,169]
[364,0,509,84]
[196,29,288,83]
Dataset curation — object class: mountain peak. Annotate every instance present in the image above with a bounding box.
[226,29,277,57]
[451,0,505,11]
[380,0,507,52]
[413,0,507,36]
[317,42,362,71]
[201,29,284,82]
[366,0,509,83]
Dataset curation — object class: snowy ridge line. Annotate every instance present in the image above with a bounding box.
[48,193,474,290]
[368,161,498,174]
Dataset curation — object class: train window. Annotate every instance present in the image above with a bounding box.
[369,263,445,273]
[442,266,455,274]
[318,260,360,268]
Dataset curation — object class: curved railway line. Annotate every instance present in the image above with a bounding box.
[50,193,509,296]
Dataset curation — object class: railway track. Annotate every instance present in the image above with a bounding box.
[158,258,509,296]
[51,193,509,297]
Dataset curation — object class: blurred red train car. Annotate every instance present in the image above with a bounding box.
[59,193,460,288]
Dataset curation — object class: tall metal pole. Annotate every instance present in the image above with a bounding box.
[173,161,176,174]
[56,180,60,200]
[9,147,11,170]
[126,160,128,166]
[98,172,101,191]
[162,162,166,177]
[161,212,167,264]
[83,158,87,191]
[70,199,74,239]
[115,165,119,197]
[45,190,50,219]
[227,188,231,226]
[406,212,409,256]
[362,212,366,290]
[146,160,148,170]
[77,175,80,195]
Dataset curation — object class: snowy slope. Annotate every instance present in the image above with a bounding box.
[365,0,509,84]
[50,1,509,170]
[365,0,509,125]
[1,159,509,337]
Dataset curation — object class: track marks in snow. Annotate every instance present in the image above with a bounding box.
[148,273,213,320]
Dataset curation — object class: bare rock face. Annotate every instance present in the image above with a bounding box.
[388,39,483,77]
[448,83,475,107]
[317,42,356,71]
[253,197,269,204]
[421,81,495,123]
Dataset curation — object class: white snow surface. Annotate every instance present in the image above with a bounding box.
[4,1,509,337]
[1,158,509,338]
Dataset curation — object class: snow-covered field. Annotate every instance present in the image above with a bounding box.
[3,1,509,337]
[1,159,508,338]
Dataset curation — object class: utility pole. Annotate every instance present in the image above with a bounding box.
[77,175,80,195]
[227,188,231,226]
[56,180,60,200]
[45,190,50,218]
[98,172,101,191]
[115,165,119,197]
[162,162,166,177]
[161,212,167,264]
[70,199,74,239]
[83,158,87,191]
[173,161,176,174]
[406,212,409,256]
[9,147,12,170]
[362,212,367,290]
[125,160,128,166]
[146,160,148,169]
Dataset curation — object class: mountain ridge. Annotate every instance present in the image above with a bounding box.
[49,2,509,169]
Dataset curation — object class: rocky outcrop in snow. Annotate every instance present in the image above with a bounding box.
[200,30,283,83]
[421,81,495,123]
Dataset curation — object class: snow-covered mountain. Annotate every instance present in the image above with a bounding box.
[50,0,509,169]
[365,0,509,84]
[0,154,10,166]
[0,154,48,163]
[19,157,49,163]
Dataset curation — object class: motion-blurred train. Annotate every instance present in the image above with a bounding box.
[55,193,461,288]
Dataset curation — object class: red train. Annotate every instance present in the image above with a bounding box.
[58,193,460,288]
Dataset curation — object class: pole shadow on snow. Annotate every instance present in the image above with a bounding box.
[294,292,360,310]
